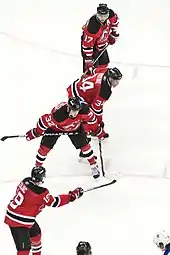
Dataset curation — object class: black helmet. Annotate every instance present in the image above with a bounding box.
[76,241,92,255]
[97,3,109,15]
[31,166,46,183]
[68,97,82,111]
[104,67,122,81]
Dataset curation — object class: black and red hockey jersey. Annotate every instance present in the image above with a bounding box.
[4,177,71,228]
[35,101,99,135]
[82,9,119,59]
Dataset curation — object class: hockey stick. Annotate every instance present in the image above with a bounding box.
[82,44,109,77]
[84,178,117,192]
[0,132,83,141]
[0,135,26,141]
[92,43,109,66]
[99,139,105,177]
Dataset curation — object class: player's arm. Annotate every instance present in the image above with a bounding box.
[26,113,55,141]
[90,95,106,123]
[91,76,112,123]
[81,104,105,140]
[108,9,119,45]
[42,188,84,208]
[82,16,100,69]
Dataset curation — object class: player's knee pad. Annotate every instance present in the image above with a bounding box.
[16,239,31,251]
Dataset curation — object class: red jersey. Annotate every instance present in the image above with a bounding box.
[82,9,118,59]
[35,101,99,135]
[4,177,71,228]
[67,69,112,123]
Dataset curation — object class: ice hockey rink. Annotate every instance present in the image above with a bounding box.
[0,0,170,254]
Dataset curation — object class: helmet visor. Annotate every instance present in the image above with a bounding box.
[97,13,109,22]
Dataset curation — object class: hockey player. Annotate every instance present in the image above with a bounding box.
[25,97,106,179]
[67,67,122,139]
[154,230,170,254]
[81,3,119,72]
[4,166,84,255]
[76,241,92,255]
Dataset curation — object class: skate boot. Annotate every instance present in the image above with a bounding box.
[91,164,100,179]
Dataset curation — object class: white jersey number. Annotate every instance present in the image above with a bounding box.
[10,191,24,210]
[80,81,94,92]
[79,75,96,92]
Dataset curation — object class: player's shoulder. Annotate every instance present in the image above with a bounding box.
[23,177,47,195]
[109,9,118,22]
[109,9,115,18]
[52,103,68,123]
[100,79,112,100]
[87,15,101,34]
[79,102,90,114]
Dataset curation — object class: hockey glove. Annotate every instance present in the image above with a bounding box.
[69,187,84,202]
[84,59,94,74]
[108,31,119,45]
[26,128,41,141]
[92,125,109,140]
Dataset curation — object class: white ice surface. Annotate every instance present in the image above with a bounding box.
[1,176,170,255]
[0,0,170,254]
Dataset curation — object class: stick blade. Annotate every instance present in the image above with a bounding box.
[0,136,9,141]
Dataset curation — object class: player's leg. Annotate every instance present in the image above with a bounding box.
[98,49,110,69]
[35,128,60,166]
[69,126,100,178]
[10,226,31,255]
[29,221,42,255]
[93,49,100,68]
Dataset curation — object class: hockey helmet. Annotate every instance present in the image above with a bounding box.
[153,230,170,251]
[68,97,83,111]
[67,97,83,118]
[105,67,122,80]
[103,67,122,87]
[31,166,46,184]
[97,3,109,15]
[76,241,92,255]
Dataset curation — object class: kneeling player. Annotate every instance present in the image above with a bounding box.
[4,166,84,255]
[26,97,106,178]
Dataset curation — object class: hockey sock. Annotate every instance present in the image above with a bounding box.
[81,144,96,165]
[17,251,30,255]
[36,145,51,166]
[30,233,42,255]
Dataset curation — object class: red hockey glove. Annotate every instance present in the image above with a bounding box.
[84,59,94,74]
[26,128,41,141]
[69,187,84,202]
[92,125,109,140]
[108,31,119,45]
